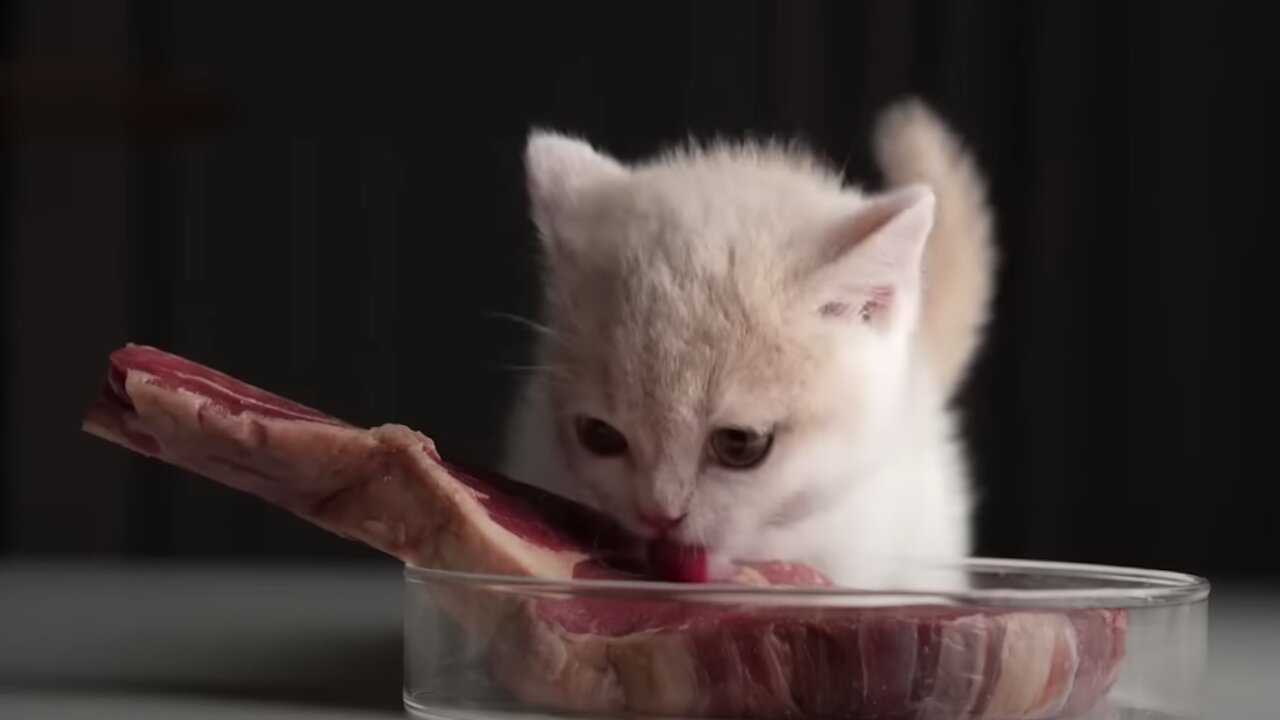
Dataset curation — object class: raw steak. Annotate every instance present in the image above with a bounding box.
[83,345,1127,718]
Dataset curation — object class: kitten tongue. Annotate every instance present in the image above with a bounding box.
[647,539,709,583]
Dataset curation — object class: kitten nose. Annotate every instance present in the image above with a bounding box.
[639,511,686,533]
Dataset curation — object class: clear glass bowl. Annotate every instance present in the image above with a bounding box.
[404,558,1208,720]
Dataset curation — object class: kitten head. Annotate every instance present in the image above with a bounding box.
[524,130,935,568]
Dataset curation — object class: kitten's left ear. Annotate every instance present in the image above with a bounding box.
[807,184,935,330]
[525,130,628,245]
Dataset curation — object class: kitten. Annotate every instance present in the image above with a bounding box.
[501,100,995,590]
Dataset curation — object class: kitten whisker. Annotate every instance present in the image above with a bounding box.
[487,311,566,346]
[504,367,575,388]
[497,363,560,377]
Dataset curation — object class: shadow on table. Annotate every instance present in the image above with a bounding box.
[0,630,404,714]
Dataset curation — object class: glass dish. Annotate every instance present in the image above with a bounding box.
[404,558,1208,720]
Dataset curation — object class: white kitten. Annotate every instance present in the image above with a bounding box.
[501,100,996,590]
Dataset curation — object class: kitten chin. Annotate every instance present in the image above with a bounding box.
[502,99,995,590]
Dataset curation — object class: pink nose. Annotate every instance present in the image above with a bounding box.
[639,511,685,533]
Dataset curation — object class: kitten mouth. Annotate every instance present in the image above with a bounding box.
[646,538,709,583]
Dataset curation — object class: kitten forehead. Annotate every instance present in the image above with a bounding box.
[540,139,887,444]
[550,238,816,449]
[629,141,854,237]
[563,317,806,462]
[552,141,864,286]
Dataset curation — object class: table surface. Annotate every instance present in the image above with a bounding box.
[1,561,1276,719]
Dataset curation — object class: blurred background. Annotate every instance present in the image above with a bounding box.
[2,0,1271,579]
[6,3,1278,718]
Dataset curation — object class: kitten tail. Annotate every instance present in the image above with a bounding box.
[873,99,997,398]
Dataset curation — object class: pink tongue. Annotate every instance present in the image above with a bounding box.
[648,539,709,583]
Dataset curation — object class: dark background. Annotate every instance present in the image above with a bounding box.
[3,1,1270,578]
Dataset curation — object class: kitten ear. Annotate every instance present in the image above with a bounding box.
[525,130,627,244]
[808,184,935,331]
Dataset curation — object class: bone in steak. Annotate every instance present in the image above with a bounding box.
[83,345,1127,718]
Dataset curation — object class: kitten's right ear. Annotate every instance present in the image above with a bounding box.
[525,130,627,245]
[805,184,935,333]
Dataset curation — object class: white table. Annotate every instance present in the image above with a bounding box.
[1,561,1276,718]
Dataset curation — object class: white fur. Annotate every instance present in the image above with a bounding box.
[502,101,995,590]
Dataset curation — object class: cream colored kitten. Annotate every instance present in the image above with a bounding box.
[502,100,995,590]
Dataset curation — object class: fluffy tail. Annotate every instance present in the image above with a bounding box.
[873,99,997,397]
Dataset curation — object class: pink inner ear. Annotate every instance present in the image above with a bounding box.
[818,301,851,318]
[859,286,893,322]
[820,286,893,323]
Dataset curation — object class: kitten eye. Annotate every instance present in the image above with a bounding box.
[574,416,629,457]
[708,427,773,470]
